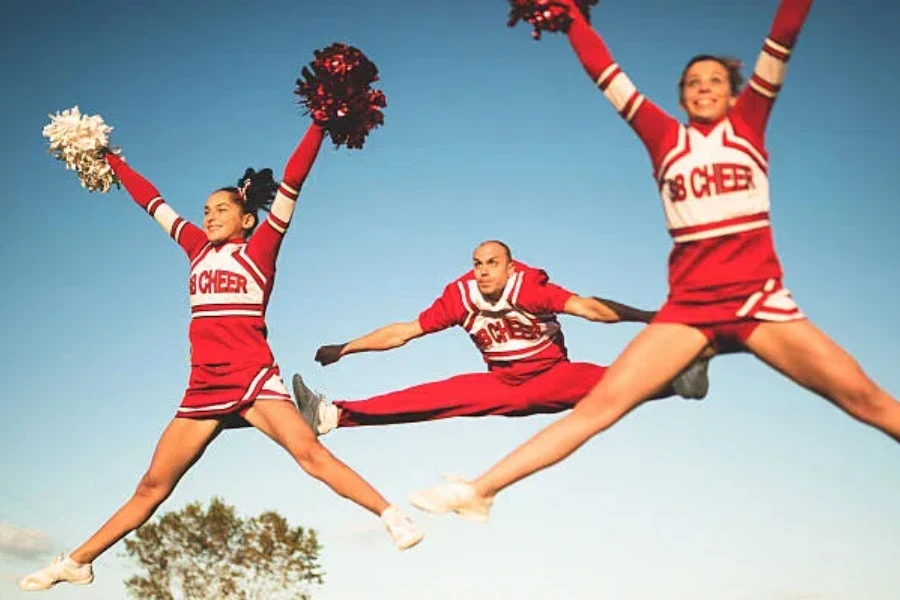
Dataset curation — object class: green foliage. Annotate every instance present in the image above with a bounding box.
[122,498,323,600]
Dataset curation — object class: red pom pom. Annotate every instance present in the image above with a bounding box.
[507,0,599,40]
[294,43,386,149]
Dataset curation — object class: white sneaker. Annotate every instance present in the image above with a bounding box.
[19,554,94,591]
[408,474,493,522]
[380,506,424,550]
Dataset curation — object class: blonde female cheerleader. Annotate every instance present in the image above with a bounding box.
[22,44,421,592]
[409,0,900,520]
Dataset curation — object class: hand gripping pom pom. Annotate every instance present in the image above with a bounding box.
[507,0,599,40]
[294,43,386,150]
[42,106,122,193]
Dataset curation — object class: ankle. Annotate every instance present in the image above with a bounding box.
[471,480,495,501]
[65,553,89,567]
[380,504,403,520]
[318,403,339,434]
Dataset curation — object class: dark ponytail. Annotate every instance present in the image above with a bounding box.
[217,167,278,235]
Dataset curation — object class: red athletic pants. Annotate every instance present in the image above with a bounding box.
[334,361,607,428]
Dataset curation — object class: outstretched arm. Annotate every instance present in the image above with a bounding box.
[315,320,426,366]
[563,295,656,323]
[559,1,677,158]
[735,0,815,135]
[105,154,207,258]
[317,279,467,366]
[246,124,326,272]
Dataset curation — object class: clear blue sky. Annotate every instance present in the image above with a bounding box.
[2,0,899,598]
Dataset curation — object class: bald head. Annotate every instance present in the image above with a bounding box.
[472,240,515,301]
[474,240,512,262]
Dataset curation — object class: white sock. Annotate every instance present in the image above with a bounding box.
[318,403,339,435]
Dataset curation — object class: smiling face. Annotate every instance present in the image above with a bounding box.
[679,59,738,123]
[472,241,515,302]
[202,191,255,244]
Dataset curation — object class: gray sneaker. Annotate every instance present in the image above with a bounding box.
[292,373,323,434]
[672,356,710,400]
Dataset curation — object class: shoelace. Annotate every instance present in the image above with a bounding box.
[385,510,405,527]
[308,386,326,405]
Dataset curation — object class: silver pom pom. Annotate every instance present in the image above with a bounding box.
[42,106,122,193]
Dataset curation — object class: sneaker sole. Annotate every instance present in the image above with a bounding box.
[21,575,93,591]
[675,360,710,400]
[395,531,425,551]
[456,509,489,523]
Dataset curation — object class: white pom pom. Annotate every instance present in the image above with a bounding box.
[42,106,123,193]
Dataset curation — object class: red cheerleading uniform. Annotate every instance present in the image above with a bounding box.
[566,0,813,348]
[333,262,610,428]
[106,125,324,422]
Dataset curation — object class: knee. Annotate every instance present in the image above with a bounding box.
[572,389,640,428]
[290,440,333,476]
[133,472,173,505]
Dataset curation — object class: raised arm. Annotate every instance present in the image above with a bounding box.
[561,2,678,158]
[563,295,656,324]
[246,124,326,272]
[734,0,815,135]
[105,154,207,259]
[315,320,425,366]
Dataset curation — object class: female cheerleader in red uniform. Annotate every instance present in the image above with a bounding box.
[21,121,422,591]
[410,0,900,520]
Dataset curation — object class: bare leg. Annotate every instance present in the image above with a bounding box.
[243,401,390,515]
[472,323,709,498]
[70,418,222,564]
[745,319,900,442]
